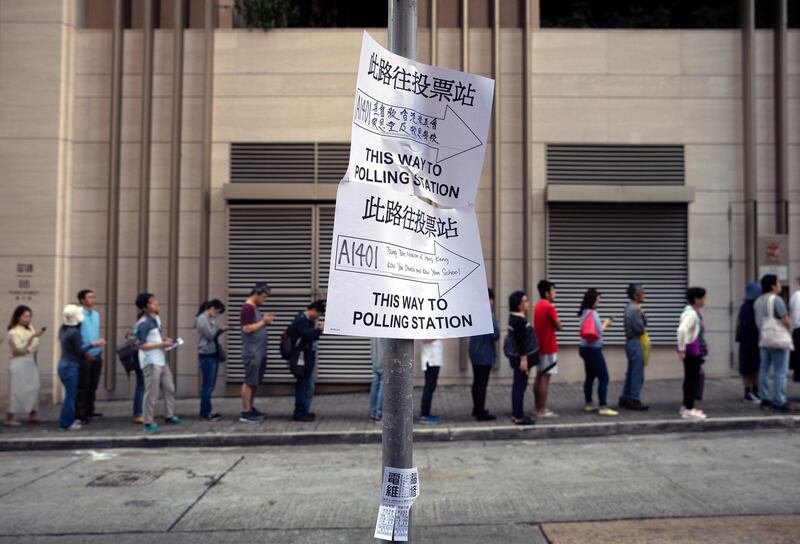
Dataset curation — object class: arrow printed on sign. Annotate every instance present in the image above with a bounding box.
[353,89,483,163]
[334,235,480,298]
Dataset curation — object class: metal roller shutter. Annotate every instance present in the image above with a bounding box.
[547,145,684,186]
[230,142,350,184]
[227,205,371,384]
[547,203,688,346]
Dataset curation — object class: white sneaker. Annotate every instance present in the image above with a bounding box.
[66,422,82,431]
[679,407,688,416]
[681,409,705,421]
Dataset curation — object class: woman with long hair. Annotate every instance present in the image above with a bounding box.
[195,299,227,421]
[5,305,46,427]
[577,289,617,416]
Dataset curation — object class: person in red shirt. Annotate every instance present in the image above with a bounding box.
[533,280,562,418]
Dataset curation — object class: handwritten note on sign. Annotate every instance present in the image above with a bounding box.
[348,32,494,209]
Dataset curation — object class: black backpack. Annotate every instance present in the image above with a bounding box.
[279,321,302,361]
[116,333,140,374]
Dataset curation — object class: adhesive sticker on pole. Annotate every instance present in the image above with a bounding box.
[349,32,494,209]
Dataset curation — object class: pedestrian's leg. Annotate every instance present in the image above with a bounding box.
[597,349,610,408]
[629,341,645,401]
[369,368,380,418]
[758,349,772,404]
[376,367,384,418]
[88,356,102,415]
[58,362,79,429]
[293,374,307,419]
[75,360,90,421]
[303,367,316,415]
[161,365,176,420]
[580,348,593,405]
[133,367,145,418]
[774,350,789,407]
[420,365,436,417]
[471,364,481,415]
[683,357,700,410]
[198,356,212,417]
[511,366,528,419]
[474,365,491,416]
[535,373,552,414]
[142,365,159,425]
[621,341,634,402]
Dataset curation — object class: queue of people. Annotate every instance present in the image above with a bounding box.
[3,276,797,431]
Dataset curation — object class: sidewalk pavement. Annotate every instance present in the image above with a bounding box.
[1,377,798,451]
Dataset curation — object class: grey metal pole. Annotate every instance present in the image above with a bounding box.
[382,3,417,541]
[773,0,788,235]
[522,0,532,298]
[167,0,186,379]
[741,0,757,281]
[199,0,215,302]
[104,0,124,392]
[138,0,154,294]
[491,0,501,313]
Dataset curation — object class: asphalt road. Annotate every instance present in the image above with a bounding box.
[1,430,798,543]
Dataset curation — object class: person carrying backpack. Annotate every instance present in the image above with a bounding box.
[288,300,325,422]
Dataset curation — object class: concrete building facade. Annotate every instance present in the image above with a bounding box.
[1,0,798,405]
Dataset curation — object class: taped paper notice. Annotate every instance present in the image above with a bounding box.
[374,466,419,541]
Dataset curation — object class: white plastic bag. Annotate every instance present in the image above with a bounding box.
[759,295,794,351]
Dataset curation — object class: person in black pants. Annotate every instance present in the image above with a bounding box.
[507,290,535,426]
[76,289,105,423]
[468,288,500,421]
[677,287,708,421]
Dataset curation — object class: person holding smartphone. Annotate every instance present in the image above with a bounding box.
[577,289,617,416]
[5,305,46,427]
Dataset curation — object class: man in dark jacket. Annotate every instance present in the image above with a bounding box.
[736,282,762,403]
[468,288,500,421]
[290,300,325,422]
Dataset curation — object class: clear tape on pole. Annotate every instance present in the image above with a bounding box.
[374,466,420,541]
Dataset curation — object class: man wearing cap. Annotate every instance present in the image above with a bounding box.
[239,282,275,423]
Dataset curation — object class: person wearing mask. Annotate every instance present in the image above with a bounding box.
[289,300,325,422]
[239,282,275,423]
[195,299,227,421]
[736,282,762,403]
[418,337,444,425]
[77,289,105,423]
[5,306,45,427]
[507,290,535,426]
[135,292,184,432]
[368,338,384,422]
[468,288,500,421]
[533,280,562,418]
[677,287,709,421]
[619,284,649,411]
[790,279,800,385]
[754,274,794,412]
[577,289,617,417]
[58,305,104,430]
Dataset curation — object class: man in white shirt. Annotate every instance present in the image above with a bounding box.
[790,280,800,385]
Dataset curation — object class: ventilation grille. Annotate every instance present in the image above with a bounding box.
[230,142,350,184]
[547,203,688,346]
[227,205,370,384]
[547,145,685,186]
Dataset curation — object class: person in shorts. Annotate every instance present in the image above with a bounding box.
[533,280,562,418]
[239,282,275,423]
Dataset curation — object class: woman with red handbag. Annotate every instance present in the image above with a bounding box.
[578,289,616,416]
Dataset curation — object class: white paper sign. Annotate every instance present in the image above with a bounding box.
[349,32,494,209]
[324,181,492,339]
[374,467,419,541]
